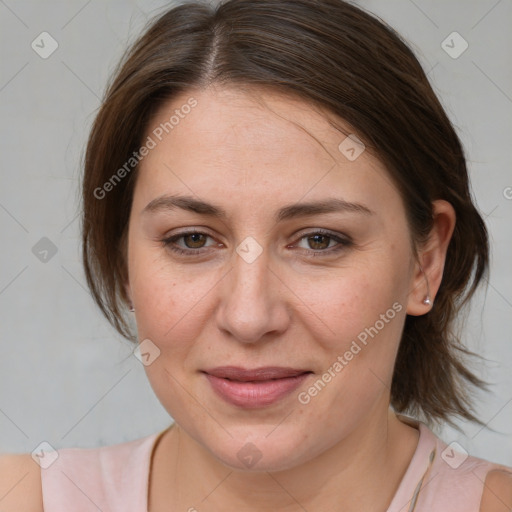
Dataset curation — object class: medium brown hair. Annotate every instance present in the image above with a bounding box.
[81,0,490,428]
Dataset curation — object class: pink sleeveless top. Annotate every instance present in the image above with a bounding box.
[41,416,512,511]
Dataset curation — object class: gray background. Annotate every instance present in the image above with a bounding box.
[0,0,511,466]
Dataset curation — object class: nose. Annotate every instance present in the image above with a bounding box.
[216,243,290,344]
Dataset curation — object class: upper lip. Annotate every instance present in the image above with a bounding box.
[203,366,312,382]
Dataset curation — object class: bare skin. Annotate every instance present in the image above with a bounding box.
[148,409,419,511]
[1,85,511,512]
[124,84,456,511]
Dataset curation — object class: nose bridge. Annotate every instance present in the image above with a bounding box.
[231,236,271,308]
[217,236,286,343]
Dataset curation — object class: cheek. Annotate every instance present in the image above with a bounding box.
[131,247,406,349]
[296,263,407,419]
[298,260,405,351]
[129,244,223,352]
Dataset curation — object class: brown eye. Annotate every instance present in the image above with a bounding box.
[295,230,352,256]
[161,229,352,258]
[161,230,217,256]
[182,233,208,249]
[306,234,332,250]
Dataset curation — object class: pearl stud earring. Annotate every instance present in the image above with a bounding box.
[419,264,433,308]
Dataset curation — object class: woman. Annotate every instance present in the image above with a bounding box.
[1,0,511,510]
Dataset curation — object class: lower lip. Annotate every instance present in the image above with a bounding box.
[205,373,310,408]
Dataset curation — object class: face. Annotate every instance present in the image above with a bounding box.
[126,85,418,471]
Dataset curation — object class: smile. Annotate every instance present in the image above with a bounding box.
[202,367,313,408]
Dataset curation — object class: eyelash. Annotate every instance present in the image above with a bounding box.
[160,229,353,258]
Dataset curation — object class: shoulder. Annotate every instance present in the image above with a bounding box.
[0,432,162,512]
[0,453,43,512]
[428,447,512,511]
[410,421,512,511]
[479,468,512,512]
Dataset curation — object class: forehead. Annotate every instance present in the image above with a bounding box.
[133,85,403,221]
[147,85,343,168]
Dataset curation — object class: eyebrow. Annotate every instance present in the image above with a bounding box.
[142,194,374,222]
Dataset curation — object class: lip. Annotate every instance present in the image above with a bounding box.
[203,366,312,408]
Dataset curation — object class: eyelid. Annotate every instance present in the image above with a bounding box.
[291,229,353,255]
[160,228,353,257]
[292,227,349,240]
[161,229,219,252]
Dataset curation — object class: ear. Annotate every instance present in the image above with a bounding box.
[406,199,456,316]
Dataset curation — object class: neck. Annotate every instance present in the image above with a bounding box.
[151,407,419,511]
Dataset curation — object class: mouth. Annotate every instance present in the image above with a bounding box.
[202,366,313,408]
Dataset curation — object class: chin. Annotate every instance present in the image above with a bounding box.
[202,424,316,473]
